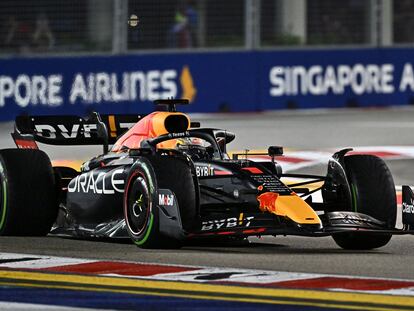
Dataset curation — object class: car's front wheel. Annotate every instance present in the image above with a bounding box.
[332,155,397,250]
[124,155,197,248]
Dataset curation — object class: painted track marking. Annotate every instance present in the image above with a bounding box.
[1,269,414,311]
[2,253,414,296]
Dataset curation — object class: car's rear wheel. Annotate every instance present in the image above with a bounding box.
[332,155,397,250]
[124,155,197,248]
[0,149,58,236]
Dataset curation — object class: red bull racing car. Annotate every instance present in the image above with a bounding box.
[1,99,413,250]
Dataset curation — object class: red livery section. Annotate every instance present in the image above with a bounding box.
[14,140,38,149]
[241,167,263,174]
[257,192,279,213]
[43,261,197,276]
[214,169,233,176]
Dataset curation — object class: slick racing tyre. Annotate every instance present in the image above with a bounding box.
[333,155,397,250]
[124,155,197,249]
[0,149,58,236]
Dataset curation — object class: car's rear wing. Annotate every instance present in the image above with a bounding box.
[12,113,143,150]
[12,99,193,151]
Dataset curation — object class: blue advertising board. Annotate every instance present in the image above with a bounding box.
[0,48,414,121]
[259,48,414,109]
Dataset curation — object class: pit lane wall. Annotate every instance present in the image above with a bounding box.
[1,48,414,121]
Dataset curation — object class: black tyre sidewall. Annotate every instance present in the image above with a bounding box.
[333,155,396,250]
[124,155,197,248]
[0,149,58,236]
[0,157,8,235]
[346,155,396,227]
[124,157,160,247]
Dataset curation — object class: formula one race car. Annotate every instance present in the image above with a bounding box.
[0,99,413,250]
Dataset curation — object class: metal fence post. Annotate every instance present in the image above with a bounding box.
[381,0,393,46]
[254,0,261,49]
[245,0,253,49]
[368,0,380,46]
[197,0,207,47]
[87,0,113,51]
[245,0,260,50]
[368,0,393,46]
[112,0,128,54]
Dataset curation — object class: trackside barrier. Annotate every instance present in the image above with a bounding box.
[0,48,414,121]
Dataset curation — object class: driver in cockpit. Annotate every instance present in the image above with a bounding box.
[174,137,214,161]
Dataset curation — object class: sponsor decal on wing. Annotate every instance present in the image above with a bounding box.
[201,213,254,231]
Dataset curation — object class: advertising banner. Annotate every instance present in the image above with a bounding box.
[260,48,414,109]
[0,52,257,121]
[0,48,414,120]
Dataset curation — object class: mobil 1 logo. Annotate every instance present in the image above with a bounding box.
[158,189,176,207]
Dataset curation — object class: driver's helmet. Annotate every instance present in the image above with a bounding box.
[174,137,212,160]
[175,137,205,148]
[156,137,205,150]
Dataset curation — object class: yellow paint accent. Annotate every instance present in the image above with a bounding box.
[274,195,321,225]
[151,112,191,149]
[283,179,324,191]
[239,213,244,225]
[0,270,413,311]
[52,160,83,171]
[108,115,117,138]
[150,112,171,137]
[150,112,189,135]
[180,66,197,103]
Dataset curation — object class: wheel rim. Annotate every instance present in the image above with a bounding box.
[126,176,150,235]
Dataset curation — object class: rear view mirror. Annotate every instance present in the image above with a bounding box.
[268,146,283,156]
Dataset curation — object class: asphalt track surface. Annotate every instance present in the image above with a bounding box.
[1,107,414,279]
